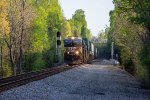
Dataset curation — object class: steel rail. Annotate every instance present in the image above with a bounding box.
[0,64,78,92]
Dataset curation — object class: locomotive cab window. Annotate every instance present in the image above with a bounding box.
[64,38,82,47]
[64,39,72,47]
[73,39,82,46]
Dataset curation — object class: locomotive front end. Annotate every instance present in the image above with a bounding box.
[64,37,82,64]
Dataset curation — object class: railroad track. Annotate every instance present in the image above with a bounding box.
[0,64,78,92]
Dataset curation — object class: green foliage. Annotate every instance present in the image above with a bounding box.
[72,9,89,37]
[81,26,87,38]
[61,20,72,37]
[30,0,64,69]
[0,0,92,77]
[139,46,150,66]
[138,46,150,80]
[32,32,50,52]
[3,63,13,78]
[68,19,75,34]
[0,0,10,36]
[42,49,54,67]
[95,43,110,59]
[98,30,108,40]
[110,0,150,81]
[31,52,46,71]
[119,47,135,72]
[95,28,111,59]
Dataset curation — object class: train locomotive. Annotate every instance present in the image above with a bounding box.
[64,37,92,65]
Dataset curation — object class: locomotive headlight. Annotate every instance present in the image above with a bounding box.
[67,52,70,54]
[75,51,79,55]
[71,37,75,40]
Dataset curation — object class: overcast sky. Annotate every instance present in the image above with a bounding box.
[59,0,114,36]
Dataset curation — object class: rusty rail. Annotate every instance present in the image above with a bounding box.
[0,64,78,92]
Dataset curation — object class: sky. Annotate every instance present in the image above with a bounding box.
[59,0,114,36]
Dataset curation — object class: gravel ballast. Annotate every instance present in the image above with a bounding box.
[0,60,150,100]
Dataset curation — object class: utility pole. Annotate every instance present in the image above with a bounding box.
[111,42,114,59]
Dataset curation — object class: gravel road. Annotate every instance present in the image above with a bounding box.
[0,60,150,100]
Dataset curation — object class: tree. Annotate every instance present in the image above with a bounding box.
[72,9,87,36]
[6,0,35,75]
[110,0,150,81]
[71,9,91,39]
[0,0,10,77]
[68,19,75,35]
[0,0,10,37]
[61,20,72,38]
[47,0,64,63]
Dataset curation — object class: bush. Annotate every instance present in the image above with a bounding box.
[118,47,135,74]
[43,49,55,67]
[24,52,46,71]
[139,46,150,80]
[139,46,150,66]
[32,54,45,71]
[3,62,13,78]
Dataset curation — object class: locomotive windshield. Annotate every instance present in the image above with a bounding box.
[64,38,82,47]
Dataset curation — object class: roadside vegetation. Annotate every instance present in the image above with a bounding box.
[93,28,111,60]
[109,0,150,83]
[0,0,91,77]
[1,0,150,85]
